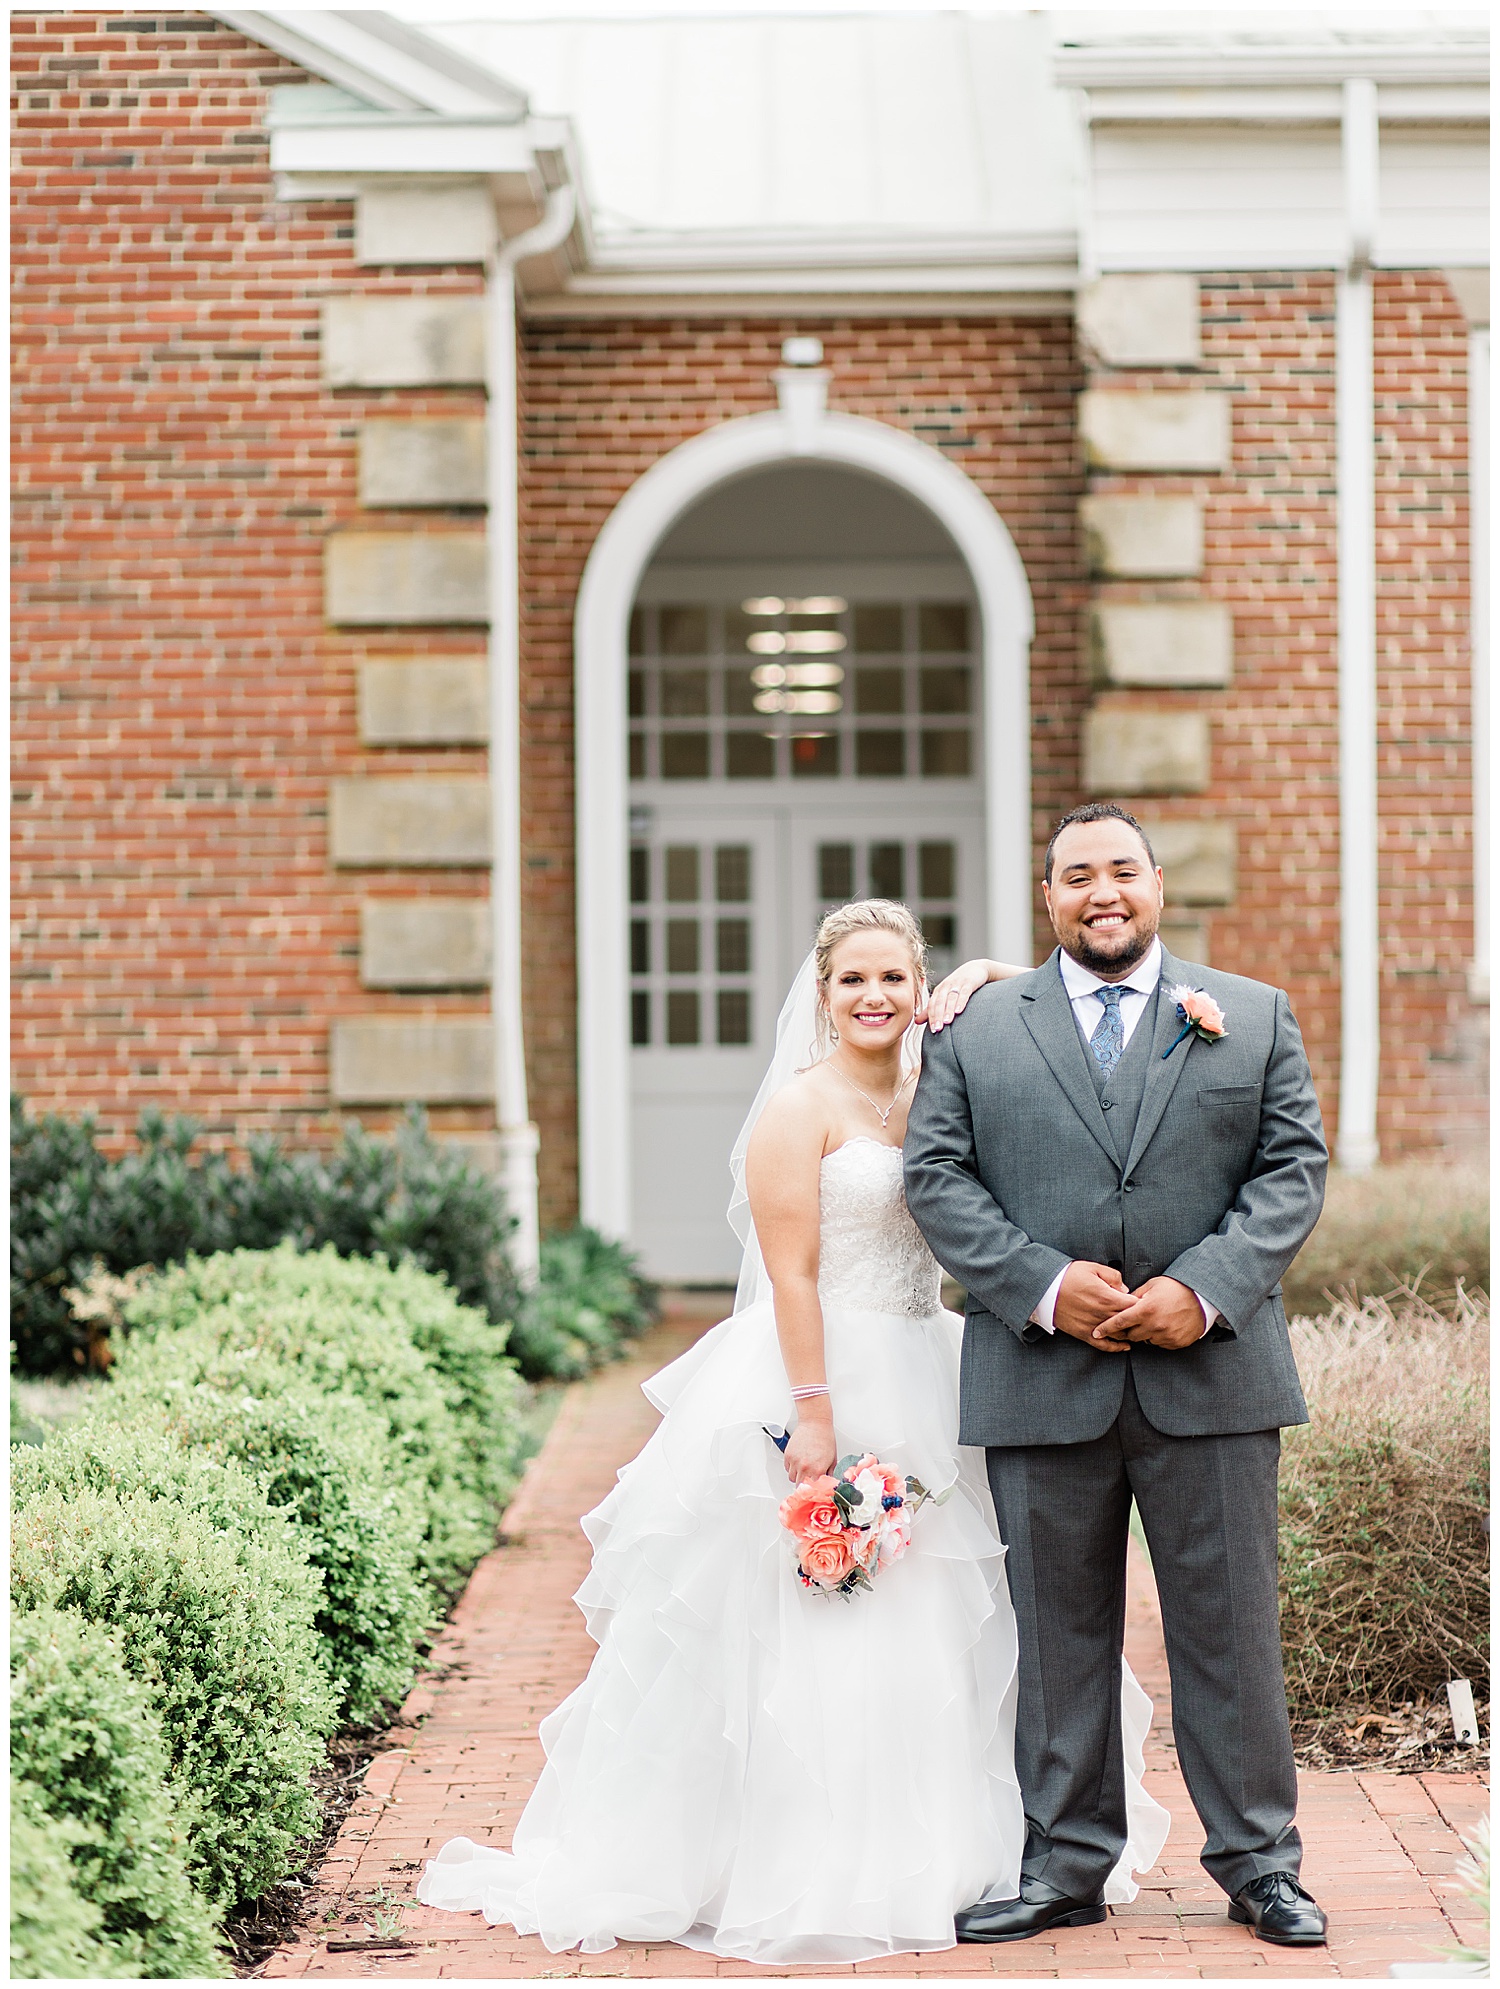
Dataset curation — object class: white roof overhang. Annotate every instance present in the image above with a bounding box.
[542,227,1079,317]
[221,11,1488,304]
[269,112,571,181]
[211,9,528,117]
[1056,40,1489,93]
[220,7,1084,312]
[1057,34,1488,274]
[1057,36,1488,127]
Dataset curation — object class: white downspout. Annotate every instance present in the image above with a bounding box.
[486,184,577,1283]
[1335,78,1380,1173]
[1468,321,1489,1005]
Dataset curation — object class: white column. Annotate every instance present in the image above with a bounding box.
[1468,324,1489,1004]
[486,187,576,1282]
[1335,77,1380,1174]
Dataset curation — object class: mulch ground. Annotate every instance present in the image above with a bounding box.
[258,1301,1488,1982]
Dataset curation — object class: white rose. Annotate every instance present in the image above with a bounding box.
[843,1468,885,1529]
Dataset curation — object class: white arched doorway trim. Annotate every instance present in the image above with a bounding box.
[574,383,1036,1239]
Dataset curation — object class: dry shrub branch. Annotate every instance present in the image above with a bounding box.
[1283,1161,1488,1314]
[1279,1289,1488,1723]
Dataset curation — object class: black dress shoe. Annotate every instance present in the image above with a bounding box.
[1229,1872,1328,1946]
[954,1874,1107,1943]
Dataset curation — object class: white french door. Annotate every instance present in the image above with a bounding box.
[628,809,788,1280]
[626,562,985,1281]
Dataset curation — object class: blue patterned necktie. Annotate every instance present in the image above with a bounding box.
[1089,986,1125,1082]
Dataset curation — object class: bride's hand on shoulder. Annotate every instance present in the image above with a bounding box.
[923,958,1028,1033]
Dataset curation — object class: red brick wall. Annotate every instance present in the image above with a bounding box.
[13,10,1481,1236]
[1087,271,1483,1160]
[517,316,1088,1217]
[1371,273,1484,1158]
[11,12,494,1154]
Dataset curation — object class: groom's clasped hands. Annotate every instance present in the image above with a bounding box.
[1051,1262,1208,1353]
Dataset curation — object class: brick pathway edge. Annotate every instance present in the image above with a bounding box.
[260,1308,1489,1981]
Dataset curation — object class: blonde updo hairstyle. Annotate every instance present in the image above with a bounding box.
[813,899,928,1054]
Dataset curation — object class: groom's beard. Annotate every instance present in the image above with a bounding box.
[1065,918,1158,977]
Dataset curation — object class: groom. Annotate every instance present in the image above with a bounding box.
[904,802,1329,1948]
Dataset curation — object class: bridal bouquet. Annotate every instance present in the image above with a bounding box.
[777,1452,937,1598]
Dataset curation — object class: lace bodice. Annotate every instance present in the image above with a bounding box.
[817,1140,943,1318]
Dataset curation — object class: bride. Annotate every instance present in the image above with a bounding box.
[417,899,1169,1964]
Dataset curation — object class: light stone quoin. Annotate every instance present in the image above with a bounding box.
[329,777,491,866]
[1080,496,1204,578]
[1160,915,1210,967]
[321,297,486,389]
[360,900,491,988]
[325,532,488,625]
[331,1018,493,1104]
[1078,274,1202,368]
[357,659,489,745]
[1080,391,1231,473]
[1083,710,1211,795]
[1089,602,1233,689]
[1137,820,1237,906]
[359,421,487,508]
[355,183,496,267]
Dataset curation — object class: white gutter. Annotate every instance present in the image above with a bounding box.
[1053,42,1488,88]
[486,184,578,1283]
[1335,76,1380,1173]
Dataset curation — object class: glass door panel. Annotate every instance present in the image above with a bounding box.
[628,809,785,1281]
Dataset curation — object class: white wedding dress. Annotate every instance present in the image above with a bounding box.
[417,1137,1170,1965]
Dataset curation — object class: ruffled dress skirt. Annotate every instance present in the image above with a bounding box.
[417,1294,1169,1965]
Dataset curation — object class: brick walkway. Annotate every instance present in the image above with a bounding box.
[261,1305,1487,1982]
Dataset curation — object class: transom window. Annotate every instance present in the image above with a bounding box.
[629,597,974,783]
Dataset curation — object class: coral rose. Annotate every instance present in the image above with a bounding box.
[779,1478,842,1540]
[1169,986,1227,1038]
[800,1532,856,1588]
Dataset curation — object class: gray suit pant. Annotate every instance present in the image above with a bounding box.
[985,1367,1302,1902]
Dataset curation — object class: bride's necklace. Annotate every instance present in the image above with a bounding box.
[829,1059,913,1129]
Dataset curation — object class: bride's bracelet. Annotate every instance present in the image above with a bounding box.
[790,1384,830,1402]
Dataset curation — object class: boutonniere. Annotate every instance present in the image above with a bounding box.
[1162,985,1228,1058]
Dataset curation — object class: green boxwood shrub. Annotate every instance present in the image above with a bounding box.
[12,1483,336,1909]
[511,1226,660,1380]
[123,1244,526,1519]
[13,1095,659,1381]
[115,1245,508,1589]
[11,1100,520,1374]
[96,1377,433,1724]
[11,1793,120,1980]
[11,1420,320,1611]
[11,1606,224,1976]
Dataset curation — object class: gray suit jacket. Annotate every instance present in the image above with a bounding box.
[903,948,1328,1445]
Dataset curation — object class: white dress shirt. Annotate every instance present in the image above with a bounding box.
[1030,939,1217,1339]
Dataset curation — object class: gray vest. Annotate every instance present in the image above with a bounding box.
[1082,981,1161,1164]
